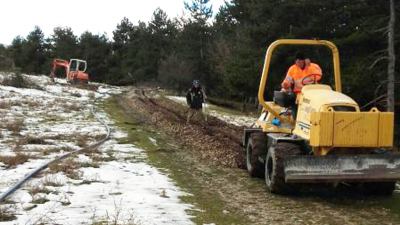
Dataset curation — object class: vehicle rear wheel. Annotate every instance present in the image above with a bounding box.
[246,132,267,177]
[265,142,302,194]
[362,182,396,196]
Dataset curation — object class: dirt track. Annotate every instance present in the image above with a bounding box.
[120,88,246,168]
[116,88,400,225]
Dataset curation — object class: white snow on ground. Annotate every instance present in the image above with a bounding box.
[167,96,256,127]
[0,73,194,225]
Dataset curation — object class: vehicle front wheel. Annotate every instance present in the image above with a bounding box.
[265,142,301,194]
[246,132,267,177]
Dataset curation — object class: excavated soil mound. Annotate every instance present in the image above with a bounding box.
[118,88,246,169]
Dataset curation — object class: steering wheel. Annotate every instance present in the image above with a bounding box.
[301,74,321,86]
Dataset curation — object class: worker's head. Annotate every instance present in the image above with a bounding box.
[305,58,311,66]
[192,80,200,88]
[295,52,306,69]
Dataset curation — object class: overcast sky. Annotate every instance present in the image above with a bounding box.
[0,0,226,46]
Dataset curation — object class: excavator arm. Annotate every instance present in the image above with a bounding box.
[50,59,69,80]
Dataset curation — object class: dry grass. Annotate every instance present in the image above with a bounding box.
[0,205,16,222]
[88,92,96,99]
[77,175,103,185]
[49,158,82,180]
[0,101,11,109]
[160,189,168,198]
[40,133,64,141]
[13,141,24,152]
[26,184,51,197]
[59,193,71,206]
[42,176,64,187]
[91,151,116,163]
[26,100,40,108]
[0,153,30,168]
[90,202,142,225]
[76,135,88,148]
[1,73,44,90]
[1,72,27,88]
[71,92,82,98]
[13,136,47,152]
[80,161,100,168]
[17,136,48,145]
[83,147,101,155]
[81,149,103,166]
[77,133,107,148]
[68,103,82,111]
[42,146,73,155]
[31,197,49,204]
[62,102,82,113]
[10,100,22,107]
[4,118,24,135]
[41,147,64,156]
[27,182,51,205]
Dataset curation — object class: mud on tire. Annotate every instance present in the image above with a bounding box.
[265,142,302,194]
[246,132,267,177]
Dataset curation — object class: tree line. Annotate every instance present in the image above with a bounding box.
[0,0,398,112]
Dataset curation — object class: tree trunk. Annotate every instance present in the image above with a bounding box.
[241,95,247,112]
[387,0,396,112]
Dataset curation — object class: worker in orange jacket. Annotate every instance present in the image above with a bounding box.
[281,52,322,94]
[281,53,322,119]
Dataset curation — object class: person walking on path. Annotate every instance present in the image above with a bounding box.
[186,80,207,124]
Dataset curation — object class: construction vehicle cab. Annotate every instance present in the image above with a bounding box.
[243,39,399,195]
[50,58,89,84]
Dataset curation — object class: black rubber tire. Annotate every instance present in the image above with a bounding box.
[246,132,267,177]
[265,142,302,194]
[362,182,396,196]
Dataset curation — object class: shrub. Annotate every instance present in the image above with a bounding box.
[0,153,30,168]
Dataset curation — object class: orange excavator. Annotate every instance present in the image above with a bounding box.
[50,59,89,84]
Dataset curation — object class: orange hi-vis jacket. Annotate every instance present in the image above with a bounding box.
[281,63,322,93]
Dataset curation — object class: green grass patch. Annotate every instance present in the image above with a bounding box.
[101,97,250,225]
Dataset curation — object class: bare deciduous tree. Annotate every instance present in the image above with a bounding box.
[387,0,396,112]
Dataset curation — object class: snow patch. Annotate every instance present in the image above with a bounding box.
[0,73,194,225]
[167,96,256,127]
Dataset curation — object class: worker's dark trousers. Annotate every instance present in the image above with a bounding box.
[291,104,298,120]
[187,108,205,123]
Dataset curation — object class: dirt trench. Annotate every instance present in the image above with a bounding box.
[121,88,246,169]
[116,88,400,225]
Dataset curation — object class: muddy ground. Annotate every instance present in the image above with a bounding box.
[114,87,400,225]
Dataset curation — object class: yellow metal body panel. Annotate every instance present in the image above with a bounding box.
[299,85,358,110]
[309,112,333,146]
[378,113,395,146]
[333,112,379,147]
[293,85,359,139]
[309,111,394,148]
